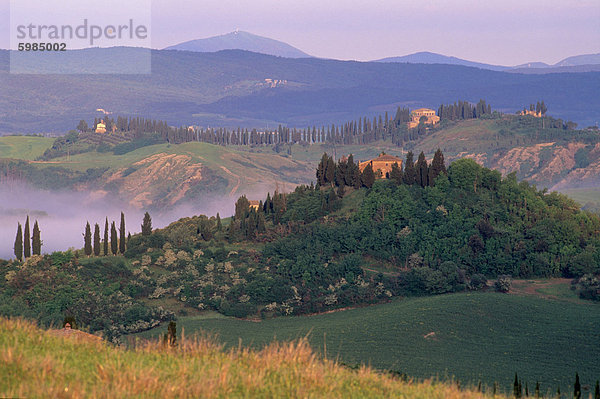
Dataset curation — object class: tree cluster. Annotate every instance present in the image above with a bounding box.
[13,216,41,261]
[83,213,127,257]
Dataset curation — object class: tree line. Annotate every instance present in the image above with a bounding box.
[83,212,129,257]
[76,99,497,149]
[13,216,41,261]
[315,149,447,190]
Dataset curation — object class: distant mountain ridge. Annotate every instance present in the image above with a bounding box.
[165,31,311,58]
[376,51,600,72]
[375,52,509,71]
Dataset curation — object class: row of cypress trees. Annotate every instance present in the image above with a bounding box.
[83,212,127,257]
[13,216,41,261]
[512,372,599,399]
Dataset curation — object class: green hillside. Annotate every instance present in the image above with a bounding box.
[0,141,315,207]
[134,292,600,392]
[0,136,54,160]
[0,317,500,398]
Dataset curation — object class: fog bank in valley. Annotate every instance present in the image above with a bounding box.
[0,183,246,260]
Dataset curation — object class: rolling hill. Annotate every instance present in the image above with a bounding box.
[164,30,311,58]
[1,48,600,134]
[134,292,600,391]
[0,317,501,398]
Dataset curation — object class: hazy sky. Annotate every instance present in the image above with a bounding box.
[1,0,598,65]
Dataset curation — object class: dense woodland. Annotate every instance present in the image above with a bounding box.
[2,151,599,341]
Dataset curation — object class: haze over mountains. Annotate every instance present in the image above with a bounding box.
[166,31,600,73]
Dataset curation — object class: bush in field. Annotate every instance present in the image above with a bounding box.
[495,275,512,293]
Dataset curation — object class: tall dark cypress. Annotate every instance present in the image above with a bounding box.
[32,220,41,255]
[216,213,222,231]
[110,221,118,255]
[103,218,109,256]
[389,162,403,185]
[84,222,92,257]
[119,212,126,254]
[93,223,101,256]
[141,212,152,236]
[14,223,23,262]
[416,152,429,188]
[574,372,581,399]
[361,164,375,189]
[23,216,31,259]
[403,151,416,185]
[428,148,447,186]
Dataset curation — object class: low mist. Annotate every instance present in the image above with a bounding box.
[0,183,254,260]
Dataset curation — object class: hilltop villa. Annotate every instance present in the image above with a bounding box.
[359,152,403,179]
[95,120,107,134]
[518,109,542,117]
[249,200,261,211]
[408,108,440,128]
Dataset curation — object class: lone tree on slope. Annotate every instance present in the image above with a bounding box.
[23,216,31,259]
[141,212,152,236]
[14,223,23,262]
[83,222,92,257]
[32,220,41,255]
[119,212,126,254]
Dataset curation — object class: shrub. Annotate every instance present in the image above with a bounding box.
[469,274,488,290]
[495,275,512,293]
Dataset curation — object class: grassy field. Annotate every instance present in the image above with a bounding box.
[134,292,600,393]
[0,318,502,398]
[0,136,54,160]
[561,188,600,206]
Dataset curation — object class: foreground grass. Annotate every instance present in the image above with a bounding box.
[0,318,499,398]
[135,292,600,391]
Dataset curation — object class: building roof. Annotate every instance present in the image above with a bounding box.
[371,153,403,162]
[411,108,436,113]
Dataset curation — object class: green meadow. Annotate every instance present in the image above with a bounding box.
[135,292,600,393]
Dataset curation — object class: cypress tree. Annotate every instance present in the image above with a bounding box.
[361,164,375,189]
[14,223,23,262]
[23,216,31,259]
[574,372,581,399]
[416,151,428,188]
[325,155,336,186]
[594,380,599,399]
[535,381,540,398]
[119,212,126,254]
[93,223,101,256]
[103,218,109,256]
[32,220,41,255]
[514,373,520,398]
[389,162,403,185]
[110,222,118,255]
[141,212,152,236]
[316,153,328,185]
[216,213,222,231]
[403,151,416,185]
[84,222,92,257]
[428,148,447,186]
